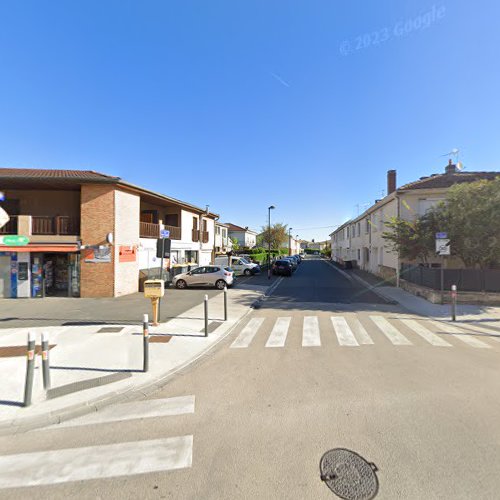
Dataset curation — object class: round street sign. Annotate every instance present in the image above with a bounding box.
[0,235,30,246]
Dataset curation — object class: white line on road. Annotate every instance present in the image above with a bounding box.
[48,396,195,429]
[266,317,291,347]
[331,317,359,346]
[400,319,452,347]
[349,317,374,345]
[370,316,412,345]
[0,436,193,488]
[430,321,491,348]
[302,316,321,347]
[230,317,265,348]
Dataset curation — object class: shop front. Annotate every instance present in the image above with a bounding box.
[0,245,80,298]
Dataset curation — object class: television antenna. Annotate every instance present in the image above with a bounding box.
[441,148,465,170]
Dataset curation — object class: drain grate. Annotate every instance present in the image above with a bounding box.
[150,335,172,343]
[96,327,124,333]
[320,448,378,500]
[0,344,56,358]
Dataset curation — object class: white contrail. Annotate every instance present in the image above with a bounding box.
[270,72,290,87]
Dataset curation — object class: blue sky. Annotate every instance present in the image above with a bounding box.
[1,1,499,242]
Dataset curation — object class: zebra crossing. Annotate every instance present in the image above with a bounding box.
[0,395,195,489]
[230,314,500,350]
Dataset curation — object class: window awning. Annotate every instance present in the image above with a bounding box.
[0,244,79,253]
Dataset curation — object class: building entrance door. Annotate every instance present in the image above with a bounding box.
[0,256,11,298]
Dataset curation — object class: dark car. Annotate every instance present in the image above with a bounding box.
[272,259,293,276]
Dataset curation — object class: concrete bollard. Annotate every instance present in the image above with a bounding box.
[224,286,228,321]
[143,313,149,372]
[451,285,457,321]
[204,294,209,337]
[23,331,36,407]
[41,332,51,390]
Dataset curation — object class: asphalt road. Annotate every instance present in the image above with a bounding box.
[1,257,500,499]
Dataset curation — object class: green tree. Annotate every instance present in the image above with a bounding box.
[259,223,289,250]
[230,237,240,252]
[441,177,500,268]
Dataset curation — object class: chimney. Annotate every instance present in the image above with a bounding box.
[445,159,457,174]
[387,170,396,194]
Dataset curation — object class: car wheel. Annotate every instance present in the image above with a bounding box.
[175,279,187,289]
[215,279,226,290]
[244,269,252,276]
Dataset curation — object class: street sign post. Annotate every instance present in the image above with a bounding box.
[0,235,30,246]
[436,239,450,256]
[160,229,170,238]
[435,232,448,239]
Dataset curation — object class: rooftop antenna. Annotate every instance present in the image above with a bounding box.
[441,148,465,170]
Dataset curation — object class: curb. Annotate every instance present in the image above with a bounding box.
[0,306,254,436]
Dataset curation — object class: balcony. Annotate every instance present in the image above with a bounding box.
[32,216,80,235]
[140,222,160,238]
[164,225,181,240]
[0,216,18,235]
[201,231,209,244]
[192,229,199,242]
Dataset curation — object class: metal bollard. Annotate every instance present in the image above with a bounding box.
[23,331,36,407]
[41,332,51,390]
[224,286,228,321]
[204,294,209,337]
[451,285,457,321]
[143,313,149,372]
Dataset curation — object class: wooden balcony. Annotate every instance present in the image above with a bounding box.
[164,225,181,240]
[0,216,18,234]
[192,229,199,242]
[140,222,160,238]
[32,216,80,235]
[201,231,209,244]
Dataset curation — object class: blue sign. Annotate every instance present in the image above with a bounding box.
[160,230,170,238]
[435,232,447,239]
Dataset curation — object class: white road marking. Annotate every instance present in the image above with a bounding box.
[0,436,193,488]
[370,316,412,345]
[266,317,291,347]
[331,317,359,346]
[400,319,452,347]
[48,396,195,429]
[349,317,374,345]
[430,321,491,348]
[230,317,265,348]
[302,316,321,347]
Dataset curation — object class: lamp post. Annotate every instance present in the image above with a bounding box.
[268,205,275,279]
[288,227,293,256]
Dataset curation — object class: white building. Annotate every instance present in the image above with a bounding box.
[226,223,258,248]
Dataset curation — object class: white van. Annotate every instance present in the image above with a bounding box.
[214,256,260,276]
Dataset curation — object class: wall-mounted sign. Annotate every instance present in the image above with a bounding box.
[0,235,30,246]
[84,247,111,263]
[119,246,137,263]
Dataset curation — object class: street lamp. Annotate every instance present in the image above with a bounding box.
[288,227,293,256]
[268,205,275,279]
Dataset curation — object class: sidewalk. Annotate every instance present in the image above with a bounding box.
[349,267,500,329]
[0,285,263,435]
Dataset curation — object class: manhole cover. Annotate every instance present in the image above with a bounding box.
[320,448,378,500]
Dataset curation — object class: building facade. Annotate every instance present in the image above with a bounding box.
[330,163,500,279]
[0,169,218,298]
[226,223,258,248]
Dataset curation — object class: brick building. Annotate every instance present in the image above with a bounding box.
[0,169,217,298]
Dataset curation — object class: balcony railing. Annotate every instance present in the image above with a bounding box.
[0,216,18,235]
[192,229,199,242]
[201,231,209,243]
[32,216,80,235]
[164,225,181,240]
[140,222,160,238]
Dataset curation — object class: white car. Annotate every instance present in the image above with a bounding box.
[214,256,260,276]
[173,265,234,290]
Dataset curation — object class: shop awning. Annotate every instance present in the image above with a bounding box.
[0,244,79,253]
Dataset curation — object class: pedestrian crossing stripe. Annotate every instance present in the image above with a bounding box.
[229,315,499,350]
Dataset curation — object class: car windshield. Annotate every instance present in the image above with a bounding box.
[239,258,249,264]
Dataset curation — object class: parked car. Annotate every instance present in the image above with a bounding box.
[173,265,234,289]
[272,259,293,276]
[214,256,260,276]
[283,256,298,271]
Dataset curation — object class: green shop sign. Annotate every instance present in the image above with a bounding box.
[0,235,30,246]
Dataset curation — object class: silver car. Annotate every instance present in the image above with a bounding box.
[173,265,234,290]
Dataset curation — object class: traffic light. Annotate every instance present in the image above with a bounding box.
[156,238,171,258]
